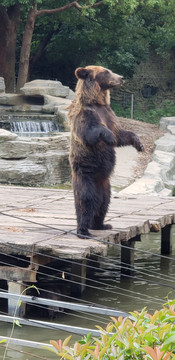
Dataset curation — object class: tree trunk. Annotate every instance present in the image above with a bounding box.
[0,7,8,83]
[16,1,104,92]
[16,4,37,92]
[0,5,20,92]
[29,31,55,76]
[29,27,61,76]
[16,1,84,91]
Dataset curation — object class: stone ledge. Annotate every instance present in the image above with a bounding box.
[0,130,71,186]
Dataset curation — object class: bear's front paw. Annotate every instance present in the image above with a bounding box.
[133,135,144,152]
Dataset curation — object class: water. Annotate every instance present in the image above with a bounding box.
[0,227,175,359]
[10,119,60,137]
[82,227,175,313]
[0,114,61,137]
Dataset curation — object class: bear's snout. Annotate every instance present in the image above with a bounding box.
[118,76,124,85]
[109,74,124,87]
[108,71,124,88]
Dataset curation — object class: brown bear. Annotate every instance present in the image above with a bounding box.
[68,66,143,238]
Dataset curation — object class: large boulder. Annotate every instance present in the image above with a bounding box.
[0,129,18,142]
[159,117,175,130]
[42,95,71,130]
[0,158,46,186]
[20,79,70,98]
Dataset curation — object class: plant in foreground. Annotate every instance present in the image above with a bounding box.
[2,285,39,360]
[48,299,175,359]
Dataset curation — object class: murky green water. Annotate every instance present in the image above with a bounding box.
[0,226,175,359]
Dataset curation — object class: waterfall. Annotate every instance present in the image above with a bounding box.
[10,120,59,136]
[0,114,61,137]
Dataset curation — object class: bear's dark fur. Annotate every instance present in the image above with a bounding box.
[68,66,143,238]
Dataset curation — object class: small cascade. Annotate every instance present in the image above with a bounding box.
[0,114,61,137]
[10,120,59,136]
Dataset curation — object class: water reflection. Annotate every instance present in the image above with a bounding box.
[83,226,175,314]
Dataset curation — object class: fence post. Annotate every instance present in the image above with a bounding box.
[131,93,134,119]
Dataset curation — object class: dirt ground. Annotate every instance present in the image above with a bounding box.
[118,117,165,180]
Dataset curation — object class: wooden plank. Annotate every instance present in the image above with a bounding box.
[0,186,175,262]
[71,259,87,296]
[0,185,175,313]
[121,239,136,275]
[0,266,37,282]
[7,282,26,317]
[161,224,172,255]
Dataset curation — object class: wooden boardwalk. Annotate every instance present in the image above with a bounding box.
[0,184,175,314]
[0,184,175,256]
[0,185,175,253]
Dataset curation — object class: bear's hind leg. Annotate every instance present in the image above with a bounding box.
[91,179,112,231]
[73,175,100,239]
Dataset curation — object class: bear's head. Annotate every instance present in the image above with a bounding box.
[74,65,124,105]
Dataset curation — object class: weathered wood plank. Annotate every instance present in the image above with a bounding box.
[161,224,172,255]
[0,186,175,261]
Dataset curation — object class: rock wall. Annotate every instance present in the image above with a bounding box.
[0,78,74,187]
[0,78,74,131]
[119,117,175,197]
[0,129,71,186]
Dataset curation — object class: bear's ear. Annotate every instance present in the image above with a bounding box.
[75,67,89,80]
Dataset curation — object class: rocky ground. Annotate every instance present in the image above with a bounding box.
[118,117,165,180]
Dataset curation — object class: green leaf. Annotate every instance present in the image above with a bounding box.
[0,339,7,343]
[86,332,92,342]
[18,300,22,308]
[163,335,175,346]
[42,346,57,354]
[14,320,22,327]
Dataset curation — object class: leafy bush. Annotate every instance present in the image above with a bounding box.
[134,100,175,124]
[111,101,131,119]
[111,99,175,124]
[48,299,175,359]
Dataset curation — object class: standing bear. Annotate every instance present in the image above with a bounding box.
[68,66,143,238]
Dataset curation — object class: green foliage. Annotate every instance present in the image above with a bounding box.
[30,0,175,83]
[136,0,175,56]
[48,300,175,359]
[1,0,42,6]
[1,0,175,92]
[32,1,146,82]
[2,285,39,360]
[134,100,175,124]
[111,101,131,119]
[111,99,175,124]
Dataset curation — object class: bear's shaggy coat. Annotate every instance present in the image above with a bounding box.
[68,66,143,238]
